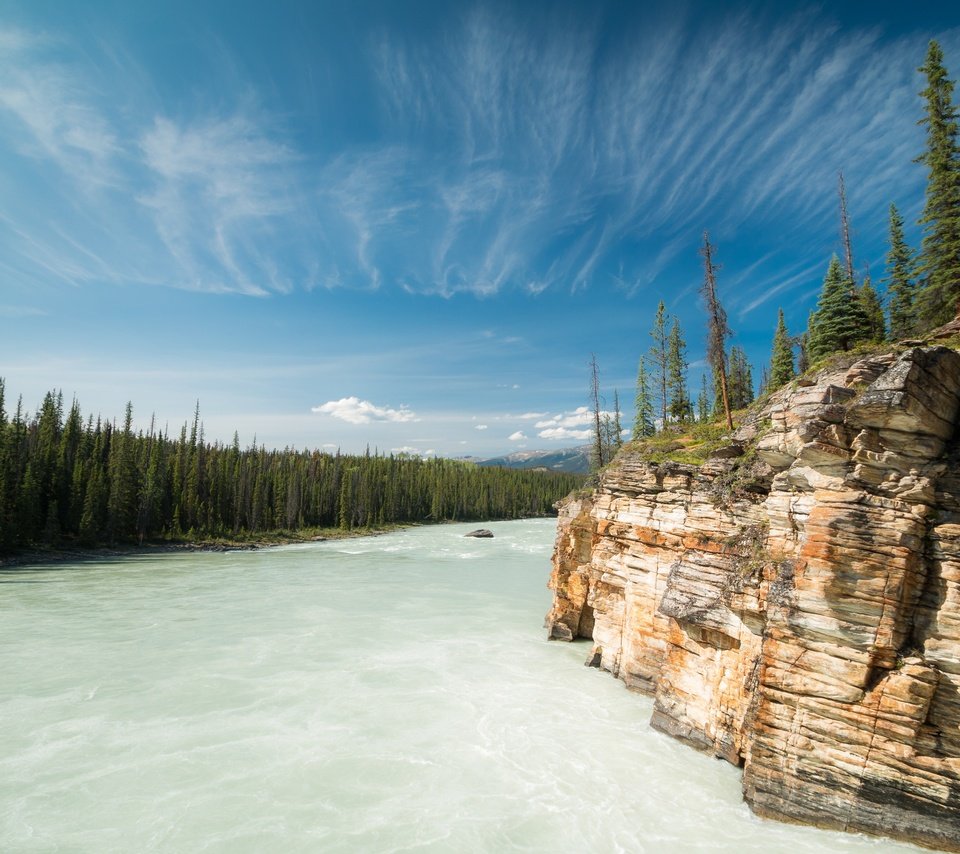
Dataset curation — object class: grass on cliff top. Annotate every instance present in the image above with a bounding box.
[622,419,734,465]
[612,326,960,472]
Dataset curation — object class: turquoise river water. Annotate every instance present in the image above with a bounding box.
[1,519,924,852]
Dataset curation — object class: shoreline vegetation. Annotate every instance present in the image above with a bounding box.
[0,516,550,569]
[0,386,582,560]
[0,522,409,569]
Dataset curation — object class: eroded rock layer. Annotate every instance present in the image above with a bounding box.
[546,345,960,851]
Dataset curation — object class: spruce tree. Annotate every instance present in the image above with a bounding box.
[667,318,691,422]
[808,256,868,361]
[633,359,655,439]
[728,347,754,410]
[798,318,812,375]
[885,203,918,339]
[696,374,710,422]
[916,40,960,327]
[858,276,886,343]
[588,353,605,470]
[648,301,669,427]
[612,390,623,452]
[770,308,795,391]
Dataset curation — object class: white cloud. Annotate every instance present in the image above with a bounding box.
[538,427,592,441]
[312,396,418,424]
[515,411,547,420]
[535,406,594,429]
[475,424,488,430]
[508,431,527,441]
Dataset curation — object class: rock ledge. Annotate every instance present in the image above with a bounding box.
[546,345,960,852]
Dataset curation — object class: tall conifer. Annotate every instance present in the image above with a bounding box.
[696,374,710,422]
[916,40,960,326]
[770,308,795,391]
[858,276,886,343]
[808,256,868,361]
[588,354,605,471]
[612,390,623,452]
[667,318,691,422]
[649,302,669,427]
[727,346,754,410]
[885,203,918,338]
[633,359,655,439]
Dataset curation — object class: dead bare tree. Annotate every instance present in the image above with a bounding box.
[838,171,856,285]
[700,232,733,430]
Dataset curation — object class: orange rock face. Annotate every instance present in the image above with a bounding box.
[546,346,960,851]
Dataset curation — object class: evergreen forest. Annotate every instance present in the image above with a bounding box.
[0,386,581,555]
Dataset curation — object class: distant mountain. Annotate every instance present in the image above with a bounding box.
[477,446,591,474]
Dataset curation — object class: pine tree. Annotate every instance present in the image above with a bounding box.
[758,364,770,398]
[700,233,733,429]
[916,40,960,328]
[633,359,655,439]
[696,374,710,422]
[728,347,754,410]
[612,390,623,451]
[648,301,669,427]
[798,318,812,375]
[885,203,918,339]
[666,318,691,422]
[106,402,138,543]
[858,276,886,343]
[588,354,605,471]
[808,256,869,361]
[770,308,795,391]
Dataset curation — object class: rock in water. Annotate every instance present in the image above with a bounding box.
[464,529,494,538]
[545,344,960,853]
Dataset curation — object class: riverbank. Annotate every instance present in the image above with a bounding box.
[0,524,411,569]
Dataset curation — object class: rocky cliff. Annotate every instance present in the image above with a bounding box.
[546,338,960,851]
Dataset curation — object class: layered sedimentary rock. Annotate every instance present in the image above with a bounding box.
[546,344,960,851]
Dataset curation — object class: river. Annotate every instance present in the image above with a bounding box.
[0,519,920,852]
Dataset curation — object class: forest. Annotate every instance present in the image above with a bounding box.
[0,390,581,555]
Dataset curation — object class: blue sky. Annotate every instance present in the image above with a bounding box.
[1,1,958,457]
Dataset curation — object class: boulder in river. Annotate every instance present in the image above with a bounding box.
[464,529,494,538]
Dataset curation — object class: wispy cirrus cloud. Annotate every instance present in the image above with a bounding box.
[139,114,300,296]
[0,11,955,305]
[361,9,951,301]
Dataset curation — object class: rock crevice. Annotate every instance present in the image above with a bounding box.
[546,345,960,851]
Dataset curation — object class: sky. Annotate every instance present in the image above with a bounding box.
[1,0,959,458]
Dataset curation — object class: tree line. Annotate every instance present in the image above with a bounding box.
[0,387,582,554]
[588,39,960,467]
